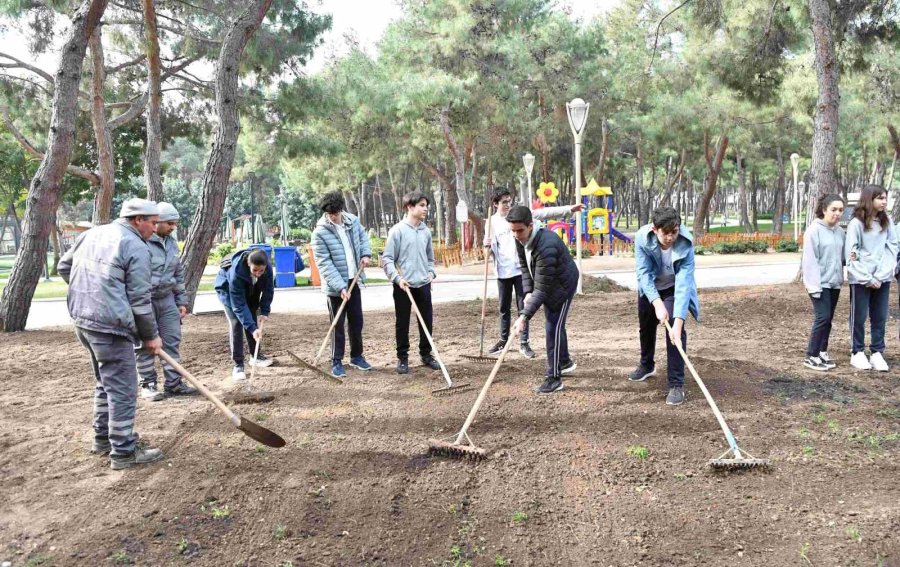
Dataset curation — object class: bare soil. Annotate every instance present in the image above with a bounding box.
[2,283,899,566]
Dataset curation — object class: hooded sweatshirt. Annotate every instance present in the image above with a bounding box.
[801,219,845,295]
[845,217,899,285]
[381,219,436,288]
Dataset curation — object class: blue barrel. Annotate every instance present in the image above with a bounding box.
[249,243,273,261]
[273,246,297,288]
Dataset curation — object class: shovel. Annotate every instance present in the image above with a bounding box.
[429,323,520,459]
[663,319,769,470]
[157,351,286,448]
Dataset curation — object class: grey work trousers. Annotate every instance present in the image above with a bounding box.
[75,327,139,456]
[135,295,183,389]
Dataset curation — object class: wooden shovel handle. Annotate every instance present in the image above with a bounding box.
[158,350,239,426]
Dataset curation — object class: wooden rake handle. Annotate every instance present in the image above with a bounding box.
[250,319,263,382]
[663,319,742,456]
[478,208,493,357]
[454,324,519,445]
[313,263,366,366]
[402,284,452,387]
[158,350,240,427]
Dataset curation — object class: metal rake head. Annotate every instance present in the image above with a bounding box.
[226,390,276,404]
[709,448,771,471]
[427,438,487,461]
[460,354,497,363]
[431,383,475,397]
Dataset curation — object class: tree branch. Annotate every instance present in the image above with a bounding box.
[646,0,692,74]
[108,91,148,130]
[0,107,101,185]
[105,53,146,74]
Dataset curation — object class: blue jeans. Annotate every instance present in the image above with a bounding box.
[849,283,890,354]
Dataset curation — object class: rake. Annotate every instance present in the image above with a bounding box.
[664,319,770,471]
[428,325,520,459]
[229,320,277,404]
[399,281,472,396]
[461,208,496,364]
[288,264,367,384]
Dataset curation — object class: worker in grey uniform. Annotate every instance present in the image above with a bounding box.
[135,202,198,401]
[58,198,165,470]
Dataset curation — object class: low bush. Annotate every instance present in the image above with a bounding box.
[775,239,799,252]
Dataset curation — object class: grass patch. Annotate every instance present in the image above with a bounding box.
[211,505,231,519]
[511,510,528,523]
[626,445,649,459]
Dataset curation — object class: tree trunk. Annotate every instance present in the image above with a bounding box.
[180,0,274,309]
[88,28,116,225]
[387,163,402,220]
[594,118,610,184]
[422,160,457,245]
[808,0,840,200]
[736,148,751,230]
[750,171,759,231]
[0,0,108,332]
[635,137,646,225]
[141,0,164,201]
[887,125,900,219]
[773,146,786,234]
[51,219,62,275]
[692,131,729,238]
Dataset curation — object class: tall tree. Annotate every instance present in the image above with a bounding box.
[141,0,164,201]
[807,0,839,199]
[0,0,109,332]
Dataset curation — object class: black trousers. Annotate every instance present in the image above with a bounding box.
[807,288,840,357]
[326,286,364,363]
[497,275,529,342]
[849,282,890,354]
[393,283,433,360]
[224,304,259,366]
[544,293,574,378]
[638,287,686,387]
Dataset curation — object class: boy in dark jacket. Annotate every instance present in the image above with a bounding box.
[508,206,580,394]
[311,191,373,378]
[214,248,275,382]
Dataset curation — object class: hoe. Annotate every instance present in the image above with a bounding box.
[664,319,770,471]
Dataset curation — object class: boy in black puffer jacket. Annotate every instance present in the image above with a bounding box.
[508,206,580,394]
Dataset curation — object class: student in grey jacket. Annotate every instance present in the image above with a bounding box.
[801,194,845,371]
[311,191,373,378]
[382,190,440,375]
[134,202,198,400]
[845,185,899,372]
[58,198,165,470]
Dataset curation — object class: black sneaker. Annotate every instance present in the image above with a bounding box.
[487,340,506,356]
[538,376,564,394]
[803,356,828,372]
[165,382,199,396]
[629,365,657,382]
[110,447,164,470]
[397,359,409,374]
[560,361,577,375]
[519,342,536,359]
[666,386,685,406]
[421,356,441,371]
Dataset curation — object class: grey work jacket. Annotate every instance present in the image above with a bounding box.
[58,219,159,343]
[148,233,188,305]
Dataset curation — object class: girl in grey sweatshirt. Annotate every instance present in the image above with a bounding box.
[801,195,845,371]
[844,185,898,372]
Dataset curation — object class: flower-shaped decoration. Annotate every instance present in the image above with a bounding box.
[537,181,559,204]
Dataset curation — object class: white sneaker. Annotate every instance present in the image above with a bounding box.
[870,352,889,372]
[249,355,273,368]
[140,385,164,402]
[850,352,872,370]
[232,365,247,382]
[819,352,836,369]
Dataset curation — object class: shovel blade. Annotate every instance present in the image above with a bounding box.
[238,416,286,448]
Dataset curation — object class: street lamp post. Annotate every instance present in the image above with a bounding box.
[790,153,800,242]
[523,152,535,210]
[566,98,590,295]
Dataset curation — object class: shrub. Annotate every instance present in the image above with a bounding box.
[712,241,748,254]
[746,240,769,253]
[775,239,799,252]
[208,241,234,265]
[694,245,710,255]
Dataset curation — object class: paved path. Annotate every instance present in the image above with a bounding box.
[23,261,800,330]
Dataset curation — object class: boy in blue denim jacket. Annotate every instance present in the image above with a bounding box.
[630,207,700,406]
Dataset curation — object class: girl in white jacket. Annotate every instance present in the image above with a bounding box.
[845,185,899,371]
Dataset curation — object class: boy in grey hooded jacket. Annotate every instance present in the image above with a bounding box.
[382,190,440,374]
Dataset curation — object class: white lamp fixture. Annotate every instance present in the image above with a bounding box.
[566,98,590,294]
[523,152,535,209]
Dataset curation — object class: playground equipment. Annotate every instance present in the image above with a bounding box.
[533,178,632,253]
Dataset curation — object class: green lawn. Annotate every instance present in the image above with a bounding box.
[708,222,801,235]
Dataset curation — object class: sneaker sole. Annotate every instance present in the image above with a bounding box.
[538,384,564,395]
[666,398,684,406]
[110,453,164,470]
[348,363,372,371]
[560,364,577,375]
[629,369,657,382]
[803,363,829,372]
[141,393,164,402]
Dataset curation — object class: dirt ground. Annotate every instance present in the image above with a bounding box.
[1,282,899,567]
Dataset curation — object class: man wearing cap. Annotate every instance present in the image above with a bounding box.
[58,198,165,470]
[134,202,198,401]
